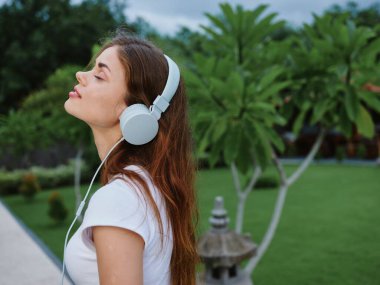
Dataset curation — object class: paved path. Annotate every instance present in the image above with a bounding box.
[0,199,73,285]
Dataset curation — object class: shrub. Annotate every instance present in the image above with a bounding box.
[335,145,346,162]
[0,169,24,195]
[48,191,68,223]
[19,172,41,200]
[0,159,91,196]
[255,174,280,189]
[356,143,367,159]
[30,159,91,189]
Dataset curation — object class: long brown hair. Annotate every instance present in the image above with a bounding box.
[95,31,199,284]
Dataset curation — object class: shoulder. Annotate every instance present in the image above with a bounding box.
[89,165,150,209]
[81,165,154,246]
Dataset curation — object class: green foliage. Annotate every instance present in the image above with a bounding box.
[0,159,91,196]
[0,109,54,156]
[327,1,380,29]
[29,160,91,189]
[19,172,41,200]
[201,3,285,66]
[23,65,91,146]
[335,145,346,162]
[47,191,68,223]
[0,0,125,114]
[287,13,380,139]
[255,174,280,189]
[0,65,91,157]
[185,3,289,176]
[356,143,367,158]
[0,169,25,196]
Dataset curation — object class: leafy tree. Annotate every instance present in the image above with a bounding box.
[0,0,126,114]
[247,11,380,275]
[328,1,380,29]
[185,3,380,279]
[20,64,94,221]
[185,2,289,233]
[0,109,55,166]
[168,26,207,59]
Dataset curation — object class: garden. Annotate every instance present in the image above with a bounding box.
[0,1,379,284]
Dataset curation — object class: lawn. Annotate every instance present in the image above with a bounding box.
[2,164,380,285]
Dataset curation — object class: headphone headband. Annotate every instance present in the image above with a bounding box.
[119,53,181,145]
[150,54,180,119]
[161,55,180,102]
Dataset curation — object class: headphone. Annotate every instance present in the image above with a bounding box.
[60,54,180,285]
[119,54,181,145]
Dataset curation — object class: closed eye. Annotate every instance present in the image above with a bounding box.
[94,75,103,80]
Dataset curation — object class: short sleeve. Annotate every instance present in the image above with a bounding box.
[80,179,151,250]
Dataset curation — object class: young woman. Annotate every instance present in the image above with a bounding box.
[62,31,199,285]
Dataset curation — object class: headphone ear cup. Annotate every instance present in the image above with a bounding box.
[119,104,159,145]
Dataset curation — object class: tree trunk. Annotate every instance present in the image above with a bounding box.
[244,184,288,274]
[245,128,326,275]
[231,162,262,234]
[235,193,247,234]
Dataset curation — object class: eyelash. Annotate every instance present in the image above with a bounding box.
[94,75,103,81]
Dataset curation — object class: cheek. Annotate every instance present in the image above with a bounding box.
[88,93,125,127]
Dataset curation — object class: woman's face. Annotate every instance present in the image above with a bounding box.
[64,46,128,128]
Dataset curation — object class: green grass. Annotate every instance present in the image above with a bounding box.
[2,164,380,284]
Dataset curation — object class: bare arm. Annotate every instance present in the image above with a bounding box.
[93,226,144,285]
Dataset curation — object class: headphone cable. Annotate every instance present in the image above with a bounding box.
[60,136,124,285]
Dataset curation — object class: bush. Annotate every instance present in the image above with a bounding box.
[356,143,367,159]
[0,159,91,196]
[0,169,25,195]
[255,174,280,189]
[47,191,68,223]
[30,159,91,189]
[19,172,41,200]
[335,145,346,162]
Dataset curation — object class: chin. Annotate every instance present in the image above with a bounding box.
[63,99,74,115]
[64,100,82,121]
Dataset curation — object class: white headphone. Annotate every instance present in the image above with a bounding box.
[60,54,180,285]
[119,54,180,145]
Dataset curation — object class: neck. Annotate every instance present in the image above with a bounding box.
[91,124,123,161]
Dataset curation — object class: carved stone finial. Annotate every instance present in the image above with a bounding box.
[209,196,229,233]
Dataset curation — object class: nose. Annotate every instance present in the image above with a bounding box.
[76,71,87,86]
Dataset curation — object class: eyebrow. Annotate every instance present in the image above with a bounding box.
[97,61,111,73]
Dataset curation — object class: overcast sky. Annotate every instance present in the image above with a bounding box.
[123,0,378,35]
[0,0,377,35]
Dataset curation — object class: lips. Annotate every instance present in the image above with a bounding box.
[68,86,82,98]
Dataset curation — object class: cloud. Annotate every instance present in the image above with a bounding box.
[124,0,378,35]
[125,7,208,35]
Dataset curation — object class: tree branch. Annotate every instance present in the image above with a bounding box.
[243,162,262,196]
[245,183,289,274]
[287,128,326,186]
[231,162,242,195]
[272,150,288,186]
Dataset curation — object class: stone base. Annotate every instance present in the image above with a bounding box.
[197,272,252,285]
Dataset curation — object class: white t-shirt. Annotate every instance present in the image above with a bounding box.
[64,165,173,285]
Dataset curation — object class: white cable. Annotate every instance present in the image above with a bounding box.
[60,137,125,285]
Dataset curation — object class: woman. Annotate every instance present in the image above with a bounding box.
[62,30,199,285]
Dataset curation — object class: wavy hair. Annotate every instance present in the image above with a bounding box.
[95,31,199,285]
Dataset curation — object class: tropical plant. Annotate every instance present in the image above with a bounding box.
[185,3,380,279]
[185,3,289,234]
[247,11,380,275]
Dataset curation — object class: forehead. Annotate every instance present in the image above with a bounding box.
[96,46,123,72]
